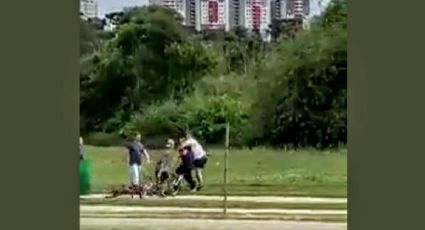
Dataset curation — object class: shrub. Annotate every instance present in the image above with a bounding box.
[180,91,248,145]
[119,100,184,139]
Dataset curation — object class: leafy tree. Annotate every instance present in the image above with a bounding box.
[80,6,214,133]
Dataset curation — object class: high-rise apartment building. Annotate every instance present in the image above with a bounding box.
[228,0,242,29]
[149,0,310,40]
[199,0,229,31]
[242,0,271,31]
[274,0,310,19]
[80,0,98,19]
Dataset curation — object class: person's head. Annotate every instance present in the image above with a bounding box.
[166,138,175,149]
[178,136,186,144]
[79,136,83,145]
[181,145,191,156]
[135,133,141,142]
[178,147,185,156]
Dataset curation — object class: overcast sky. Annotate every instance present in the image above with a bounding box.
[97,0,330,18]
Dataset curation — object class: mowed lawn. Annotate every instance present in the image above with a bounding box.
[83,146,347,197]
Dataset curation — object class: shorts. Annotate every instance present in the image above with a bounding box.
[193,156,208,169]
[156,170,170,183]
[129,164,142,186]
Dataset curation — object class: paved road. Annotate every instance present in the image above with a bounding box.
[80,204,347,215]
[80,217,347,230]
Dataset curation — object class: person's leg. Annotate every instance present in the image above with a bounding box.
[194,157,207,190]
[183,168,196,191]
[138,164,143,185]
[173,165,185,188]
[159,172,169,196]
[129,164,139,186]
[195,168,203,187]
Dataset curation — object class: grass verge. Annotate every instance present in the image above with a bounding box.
[84,146,347,197]
[80,198,347,210]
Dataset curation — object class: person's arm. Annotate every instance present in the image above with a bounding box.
[139,143,150,163]
[143,149,151,163]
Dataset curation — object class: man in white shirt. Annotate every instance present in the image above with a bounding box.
[179,134,208,191]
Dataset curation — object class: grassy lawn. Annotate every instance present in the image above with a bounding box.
[83,146,347,197]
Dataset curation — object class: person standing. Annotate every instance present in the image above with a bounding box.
[79,136,84,160]
[179,134,208,191]
[125,133,150,187]
[79,136,91,194]
[154,139,174,196]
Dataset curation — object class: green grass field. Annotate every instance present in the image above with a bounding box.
[83,146,347,197]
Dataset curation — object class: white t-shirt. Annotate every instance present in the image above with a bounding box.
[183,138,206,160]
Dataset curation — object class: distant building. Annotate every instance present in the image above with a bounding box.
[149,0,312,41]
[80,0,98,19]
[274,0,310,19]
[242,0,272,40]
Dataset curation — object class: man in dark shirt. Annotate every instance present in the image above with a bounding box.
[125,134,150,187]
[173,145,196,193]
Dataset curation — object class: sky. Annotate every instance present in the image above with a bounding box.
[96,0,330,18]
[97,0,149,17]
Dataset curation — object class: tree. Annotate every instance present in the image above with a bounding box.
[246,0,347,148]
[80,6,214,133]
[80,19,97,56]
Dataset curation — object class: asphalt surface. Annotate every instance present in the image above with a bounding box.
[80,217,347,230]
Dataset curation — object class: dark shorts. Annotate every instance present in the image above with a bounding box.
[193,156,208,169]
[156,170,170,183]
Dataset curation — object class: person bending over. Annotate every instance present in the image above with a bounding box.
[173,145,196,193]
[179,134,208,191]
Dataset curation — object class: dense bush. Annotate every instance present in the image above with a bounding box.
[119,100,182,138]
[180,92,248,145]
[247,26,346,148]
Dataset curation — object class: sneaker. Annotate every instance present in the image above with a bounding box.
[196,185,204,191]
[190,187,197,193]
[171,190,179,196]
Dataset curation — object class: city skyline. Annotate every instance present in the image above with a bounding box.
[96,0,329,18]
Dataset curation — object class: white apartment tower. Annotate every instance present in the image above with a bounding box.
[242,0,271,31]
[149,0,310,40]
[190,0,270,35]
[80,0,98,19]
[274,0,310,19]
[199,0,229,31]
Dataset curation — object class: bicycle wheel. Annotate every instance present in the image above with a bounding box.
[167,174,182,196]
